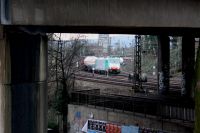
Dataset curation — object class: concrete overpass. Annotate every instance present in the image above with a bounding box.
[2,0,200,34]
[0,0,200,133]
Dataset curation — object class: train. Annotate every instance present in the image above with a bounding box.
[83,56,122,74]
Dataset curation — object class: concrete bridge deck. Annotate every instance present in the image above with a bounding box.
[2,0,200,35]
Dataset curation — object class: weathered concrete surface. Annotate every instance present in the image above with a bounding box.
[37,36,48,133]
[194,42,200,133]
[8,32,48,133]
[2,0,200,29]
[68,104,192,133]
[0,29,48,133]
[0,27,11,133]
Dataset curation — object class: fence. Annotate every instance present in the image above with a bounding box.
[70,90,194,123]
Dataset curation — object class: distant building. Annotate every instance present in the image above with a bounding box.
[87,45,104,57]
[98,34,110,54]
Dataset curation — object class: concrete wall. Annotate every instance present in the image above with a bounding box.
[3,0,200,28]
[68,104,193,133]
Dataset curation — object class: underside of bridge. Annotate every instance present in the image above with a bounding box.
[0,0,200,133]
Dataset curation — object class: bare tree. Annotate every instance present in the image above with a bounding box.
[48,33,86,133]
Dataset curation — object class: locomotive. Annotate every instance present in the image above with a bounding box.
[83,56,121,74]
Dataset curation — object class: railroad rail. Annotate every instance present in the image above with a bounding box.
[75,73,181,93]
[77,71,181,85]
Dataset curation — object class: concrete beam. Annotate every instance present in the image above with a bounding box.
[3,0,200,29]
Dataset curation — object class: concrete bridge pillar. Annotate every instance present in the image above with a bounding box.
[0,27,47,133]
[195,39,200,133]
[157,35,170,95]
[0,26,12,133]
[181,36,195,97]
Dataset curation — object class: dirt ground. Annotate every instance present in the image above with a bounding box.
[74,80,134,96]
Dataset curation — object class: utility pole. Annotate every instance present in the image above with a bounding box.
[131,41,134,93]
[134,35,142,92]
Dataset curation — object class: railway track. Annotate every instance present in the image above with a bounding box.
[75,73,181,92]
[78,71,181,86]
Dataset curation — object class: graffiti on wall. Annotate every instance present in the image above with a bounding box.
[73,111,84,133]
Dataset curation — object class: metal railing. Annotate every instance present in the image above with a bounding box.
[70,90,194,124]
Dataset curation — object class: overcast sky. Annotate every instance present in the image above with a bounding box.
[57,33,134,40]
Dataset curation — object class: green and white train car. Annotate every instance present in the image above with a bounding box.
[95,57,121,73]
